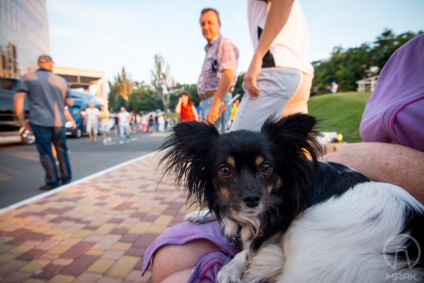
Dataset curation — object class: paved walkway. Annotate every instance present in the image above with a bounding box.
[0,152,189,283]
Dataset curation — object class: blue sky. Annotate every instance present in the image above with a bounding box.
[47,0,424,85]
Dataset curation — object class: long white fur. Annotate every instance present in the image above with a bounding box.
[186,182,424,282]
[232,182,424,283]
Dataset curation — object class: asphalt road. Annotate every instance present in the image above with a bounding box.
[0,130,170,209]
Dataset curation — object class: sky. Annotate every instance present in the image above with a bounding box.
[46,0,424,86]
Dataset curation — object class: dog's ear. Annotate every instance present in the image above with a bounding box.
[261,113,322,161]
[158,121,219,206]
[261,114,322,213]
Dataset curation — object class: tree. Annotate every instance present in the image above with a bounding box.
[108,67,135,110]
[128,83,163,112]
[311,29,422,93]
[370,29,419,70]
[150,54,173,112]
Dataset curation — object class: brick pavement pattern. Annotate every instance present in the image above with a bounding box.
[0,153,191,283]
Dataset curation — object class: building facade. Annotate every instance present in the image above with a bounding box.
[0,0,107,105]
[0,0,49,78]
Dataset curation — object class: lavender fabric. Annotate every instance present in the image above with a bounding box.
[141,220,239,282]
[360,34,424,152]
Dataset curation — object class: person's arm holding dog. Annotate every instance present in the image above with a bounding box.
[244,0,295,98]
[323,143,424,204]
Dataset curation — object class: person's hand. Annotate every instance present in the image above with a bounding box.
[207,105,220,124]
[21,120,31,131]
[244,55,262,98]
[71,121,77,129]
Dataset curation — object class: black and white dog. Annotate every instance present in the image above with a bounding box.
[159,114,424,283]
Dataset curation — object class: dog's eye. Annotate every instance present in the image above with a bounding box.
[218,165,231,177]
[261,163,273,174]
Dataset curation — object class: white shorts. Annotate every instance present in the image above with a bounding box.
[230,68,313,132]
[86,121,98,134]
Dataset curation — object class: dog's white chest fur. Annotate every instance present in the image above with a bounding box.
[217,182,424,283]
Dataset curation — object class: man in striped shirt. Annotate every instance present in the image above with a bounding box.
[197,8,239,133]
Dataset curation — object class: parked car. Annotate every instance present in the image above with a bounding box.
[0,77,35,145]
[65,91,103,138]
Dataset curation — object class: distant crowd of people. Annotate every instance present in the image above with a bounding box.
[106,110,177,141]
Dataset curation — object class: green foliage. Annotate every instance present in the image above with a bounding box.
[370,30,418,69]
[108,67,135,111]
[128,85,162,112]
[308,92,371,142]
[312,29,422,93]
[233,72,245,98]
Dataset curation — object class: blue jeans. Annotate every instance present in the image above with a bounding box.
[119,124,130,142]
[201,93,233,133]
[31,124,72,187]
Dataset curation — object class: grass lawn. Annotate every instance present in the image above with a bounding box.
[308,92,371,143]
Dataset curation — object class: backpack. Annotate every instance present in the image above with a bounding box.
[360,34,424,152]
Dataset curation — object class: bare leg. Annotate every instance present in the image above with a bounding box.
[151,240,219,283]
[323,142,424,203]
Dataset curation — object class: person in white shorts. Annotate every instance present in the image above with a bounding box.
[84,103,99,142]
[231,0,314,132]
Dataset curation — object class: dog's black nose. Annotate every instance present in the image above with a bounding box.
[243,193,261,208]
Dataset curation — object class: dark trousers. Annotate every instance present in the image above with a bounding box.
[31,124,72,187]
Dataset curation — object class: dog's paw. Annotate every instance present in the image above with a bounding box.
[185,210,217,224]
[217,250,248,283]
[217,264,243,283]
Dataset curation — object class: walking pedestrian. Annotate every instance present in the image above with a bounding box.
[117,106,131,144]
[84,102,99,142]
[98,105,111,144]
[14,54,74,190]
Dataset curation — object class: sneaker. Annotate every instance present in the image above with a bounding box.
[107,137,112,142]
[39,185,58,191]
[126,140,130,144]
[119,141,124,144]
[103,139,107,145]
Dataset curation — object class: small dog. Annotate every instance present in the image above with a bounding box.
[159,114,424,283]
